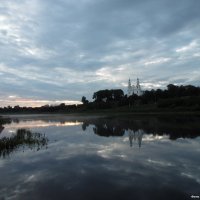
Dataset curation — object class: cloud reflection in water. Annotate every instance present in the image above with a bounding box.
[0,115,199,200]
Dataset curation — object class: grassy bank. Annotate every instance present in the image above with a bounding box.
[1,105,200,118]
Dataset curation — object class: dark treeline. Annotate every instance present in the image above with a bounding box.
[0,84,200,113]
[81,84,200,110]
[142,84,200,108]
[0,103,80,114]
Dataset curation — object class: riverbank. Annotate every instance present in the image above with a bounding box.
[1,108,200,119]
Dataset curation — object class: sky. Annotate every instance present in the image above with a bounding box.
[0,0,200,107]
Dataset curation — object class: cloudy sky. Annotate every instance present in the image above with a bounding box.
[0,0,200,107]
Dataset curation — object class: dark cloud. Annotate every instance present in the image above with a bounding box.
[0,0,200,106]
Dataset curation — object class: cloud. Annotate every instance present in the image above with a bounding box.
[144,57,171,66]
[0,0,200,106]
[175,41,198,53]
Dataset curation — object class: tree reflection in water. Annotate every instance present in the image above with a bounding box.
[128,129,143,148]
[0,116,11,135]
[82,117,200,148]
[82,119,145,147]
[0,129,48,158]
[0,126,4,134]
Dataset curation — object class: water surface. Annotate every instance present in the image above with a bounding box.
[0,115,200,200]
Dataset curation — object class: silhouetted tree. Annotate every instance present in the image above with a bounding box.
[93,89,124,102]
[81,96,89,104]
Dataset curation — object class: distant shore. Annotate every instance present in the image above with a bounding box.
[1,108,200,118]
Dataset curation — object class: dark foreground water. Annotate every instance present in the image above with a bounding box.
[0,115,200,200]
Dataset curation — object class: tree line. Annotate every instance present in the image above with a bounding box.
[81,84,200,110]
[0,103,79,113]
[0,84,200,113]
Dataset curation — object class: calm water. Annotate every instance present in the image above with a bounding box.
[0,115,200,200]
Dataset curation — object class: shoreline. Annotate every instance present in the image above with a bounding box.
[1,110,200,119]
